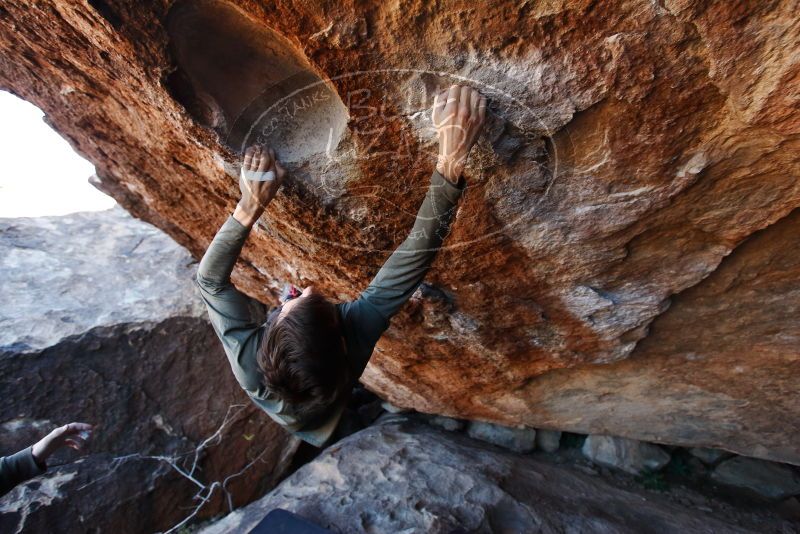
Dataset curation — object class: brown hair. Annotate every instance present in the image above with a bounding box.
[257,292,350,424]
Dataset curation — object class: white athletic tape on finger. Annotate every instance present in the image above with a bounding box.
[241,168,276,182]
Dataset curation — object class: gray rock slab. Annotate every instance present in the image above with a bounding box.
[0,207,205,351]
[0,208,297,532]
[200,417,783,534]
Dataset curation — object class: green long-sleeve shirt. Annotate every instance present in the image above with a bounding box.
[196,170,464,446]
[0,447,45,497]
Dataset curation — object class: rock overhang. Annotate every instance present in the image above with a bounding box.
[0,0,798,463]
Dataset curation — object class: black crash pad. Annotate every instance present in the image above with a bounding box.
[248,508,332,534]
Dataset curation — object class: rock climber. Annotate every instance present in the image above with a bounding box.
[0,422,93,497]
[196,85,486,446]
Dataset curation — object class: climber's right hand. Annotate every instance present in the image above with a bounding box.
[432,84,487,184]
[233,145,287,228]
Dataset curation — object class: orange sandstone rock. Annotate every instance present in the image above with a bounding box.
[0,0,798,463]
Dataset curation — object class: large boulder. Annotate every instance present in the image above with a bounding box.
[0,209,298,533]
[199,416,793,534]
[0,207,204,351]
[0,0,798,463]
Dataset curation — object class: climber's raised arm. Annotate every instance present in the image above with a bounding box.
[195,146,286,391]
[196,89,485,449]
[340,85,487,377]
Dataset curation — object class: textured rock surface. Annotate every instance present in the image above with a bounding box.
[199,417,793,534]
[582,435,671,475]
[0,209,297,533]
[1,0,799,462]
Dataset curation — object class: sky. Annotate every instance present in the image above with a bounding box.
[0,90,115,217]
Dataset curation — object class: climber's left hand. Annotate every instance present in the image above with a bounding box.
[234,145,287,228]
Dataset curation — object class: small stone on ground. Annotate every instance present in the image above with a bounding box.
[689,447,730,465]
[582,435,671,475]
[426,415,464,432]
[536,429,562,453]
[711,456,800,500]
[466,421,536,453]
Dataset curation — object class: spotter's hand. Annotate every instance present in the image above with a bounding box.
[432,85,487,184]
[234,145,286,228]
[31,422,94,467]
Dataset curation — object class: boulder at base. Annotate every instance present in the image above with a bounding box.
[199,416,793,534]
[0,208,298,533]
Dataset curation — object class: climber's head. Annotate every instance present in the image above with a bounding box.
[256,286,350,422]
